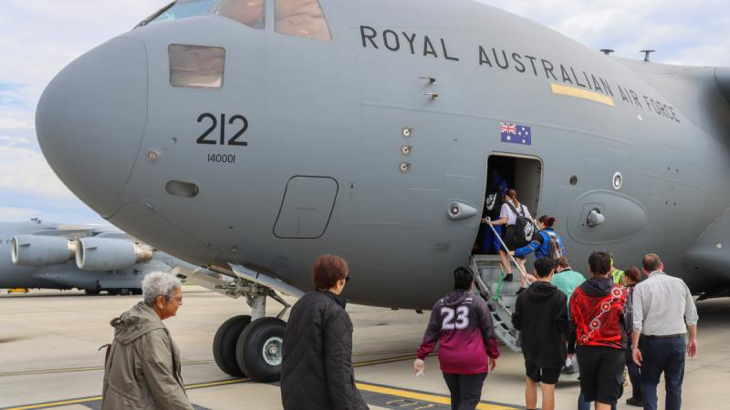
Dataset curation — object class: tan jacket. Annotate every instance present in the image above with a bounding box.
[102,302,193,410]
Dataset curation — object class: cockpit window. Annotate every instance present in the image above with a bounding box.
[275,0,331,42]
[215,0,265,29]
[169,44,226,89]
[148,0,217,25]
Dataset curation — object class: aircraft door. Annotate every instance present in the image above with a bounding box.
[273,177,338,239]
[476,154,542,254]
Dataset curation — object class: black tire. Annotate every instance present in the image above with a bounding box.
[107,289,119,296]
[236,317,286,383]
[213,315,251,377]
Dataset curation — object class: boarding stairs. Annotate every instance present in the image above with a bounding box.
[470,254,523,352]
[471,220,581,379]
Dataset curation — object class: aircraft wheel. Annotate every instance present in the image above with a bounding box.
[213,315,251,377]
[236,317,286,382]
[107,289,119,296]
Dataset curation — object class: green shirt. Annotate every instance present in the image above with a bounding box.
[552,269,586,303]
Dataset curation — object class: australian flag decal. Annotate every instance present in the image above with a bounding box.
[500,122,532,145]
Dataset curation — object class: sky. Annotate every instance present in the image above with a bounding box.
[0,0,728,226]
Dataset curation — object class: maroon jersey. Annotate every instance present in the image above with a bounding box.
[416,290,500,374]
[570,277,628,350]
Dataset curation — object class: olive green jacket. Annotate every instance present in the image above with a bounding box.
[102,302,193,410]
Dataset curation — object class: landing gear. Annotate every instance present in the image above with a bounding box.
[211,284,291,382]
[213,315,252,377]
[172,264,298,383]
[236,317,286,382]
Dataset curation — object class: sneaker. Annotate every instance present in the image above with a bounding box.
[626,397,642,407]
[561,365,575,375]
[504,273,513,282]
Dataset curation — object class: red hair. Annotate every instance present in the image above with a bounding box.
[312,254,348,290]
[539,215,556,228]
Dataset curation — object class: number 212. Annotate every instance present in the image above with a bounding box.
[196,113,248,146]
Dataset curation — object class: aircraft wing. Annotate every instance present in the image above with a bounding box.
[28,224,127,241]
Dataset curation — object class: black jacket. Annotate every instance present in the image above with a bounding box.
[280,290,368,410]
[512,281,569,369]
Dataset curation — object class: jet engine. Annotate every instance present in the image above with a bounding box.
[76,237,153,271]
[11,235,75,267]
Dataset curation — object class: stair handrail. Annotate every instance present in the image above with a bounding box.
[470,256,513,316]
[483,217,530,283]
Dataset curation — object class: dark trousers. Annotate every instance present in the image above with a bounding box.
[577,393,616,410]
[625,348,642,400]
[482,224,503,254]
[442,372,487,410]
[640,336,686,410]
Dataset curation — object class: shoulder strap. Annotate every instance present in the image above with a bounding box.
[506,201,520,216]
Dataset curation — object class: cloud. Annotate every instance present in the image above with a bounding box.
[0,135,29,145]
[0,144,74,198]
[480,0,730,66]
[0,0,171,88]
[0,206,38,221]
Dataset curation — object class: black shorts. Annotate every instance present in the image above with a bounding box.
[525,361,561,384]
[503,225,527,250]
[576,345,625,405]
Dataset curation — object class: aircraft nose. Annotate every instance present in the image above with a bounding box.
[36,37,148,217]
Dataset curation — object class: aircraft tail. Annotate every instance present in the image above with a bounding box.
[716,67,730,105]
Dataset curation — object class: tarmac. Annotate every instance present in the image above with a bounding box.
[0,286,728,409]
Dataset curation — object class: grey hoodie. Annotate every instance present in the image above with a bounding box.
[102,302,193,410]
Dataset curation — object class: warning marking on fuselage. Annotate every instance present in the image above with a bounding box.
[551,83,615,106]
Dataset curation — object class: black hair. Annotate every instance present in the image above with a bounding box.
[534,258,555,278]
[453,266,474,290]
[588,251,611,276]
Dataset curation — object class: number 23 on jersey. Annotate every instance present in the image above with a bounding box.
[441,306,469,329]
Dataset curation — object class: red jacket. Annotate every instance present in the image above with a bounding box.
[569,277,628,350]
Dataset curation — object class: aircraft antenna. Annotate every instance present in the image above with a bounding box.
[640,49,656,62]
[600,49,614,55]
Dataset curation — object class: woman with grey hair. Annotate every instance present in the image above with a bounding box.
[102,272,193,410]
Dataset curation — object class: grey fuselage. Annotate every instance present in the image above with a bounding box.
[36,0,730,308]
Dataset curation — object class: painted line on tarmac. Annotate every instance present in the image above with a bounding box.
[0,353,412,380]
[357,381,521,410]
[0,360,215,378]
[1,354,421,409]
[1,378,252,410]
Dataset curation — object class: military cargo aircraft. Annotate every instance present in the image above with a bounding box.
[0,218,195,295]
[33,0,730,381]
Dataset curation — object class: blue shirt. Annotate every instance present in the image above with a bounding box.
[514,228,565,259]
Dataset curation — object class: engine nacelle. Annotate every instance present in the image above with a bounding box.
[76,237,153,271]
[11,235,75,267]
